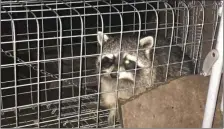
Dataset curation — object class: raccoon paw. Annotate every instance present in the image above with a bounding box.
[108,113,115,126]
[108,109,117,126]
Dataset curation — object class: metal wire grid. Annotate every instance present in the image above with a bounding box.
[0,0,221,128]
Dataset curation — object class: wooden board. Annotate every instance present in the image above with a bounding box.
[120,75,223,128]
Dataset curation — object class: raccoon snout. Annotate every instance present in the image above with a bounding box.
[110,72,117,78]
[110,71,134,82]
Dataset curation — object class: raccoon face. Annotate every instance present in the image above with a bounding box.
[96,31,154,82]
[97,53,143,82]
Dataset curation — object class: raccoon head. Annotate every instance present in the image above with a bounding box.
[96,31,154,82]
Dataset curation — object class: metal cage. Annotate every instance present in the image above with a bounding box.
[1,0,223,128]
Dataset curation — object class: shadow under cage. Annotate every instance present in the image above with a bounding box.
[0,0,221,128]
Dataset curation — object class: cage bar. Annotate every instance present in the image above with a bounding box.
[202,3,223,128]
[1,0,222,128]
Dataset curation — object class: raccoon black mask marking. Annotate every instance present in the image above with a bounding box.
[98,52,141,81]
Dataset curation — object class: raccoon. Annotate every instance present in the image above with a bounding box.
[95,31,194,125]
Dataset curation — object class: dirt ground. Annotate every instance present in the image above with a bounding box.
[120,75,223,128]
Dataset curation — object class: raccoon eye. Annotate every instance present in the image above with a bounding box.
[101,57,114,68]
[124,60,137,70]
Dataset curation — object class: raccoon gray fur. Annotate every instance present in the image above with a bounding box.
[95,31,194,125]
[151,36,194,83]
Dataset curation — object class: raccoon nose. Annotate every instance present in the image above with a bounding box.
[110,72,117,78]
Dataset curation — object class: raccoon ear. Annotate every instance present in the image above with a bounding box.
[97,31,109,46]
[139,36,154,59]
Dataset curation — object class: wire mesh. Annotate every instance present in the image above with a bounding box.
[1,0,222,128]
